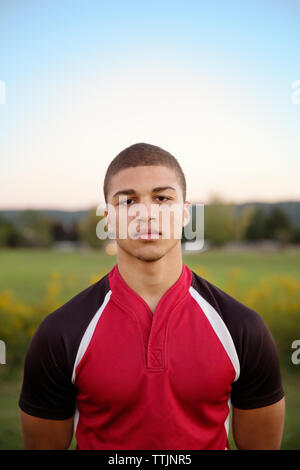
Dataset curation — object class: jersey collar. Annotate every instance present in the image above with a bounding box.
[108,262,193,316]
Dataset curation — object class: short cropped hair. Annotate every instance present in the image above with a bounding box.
[103,142,186,203]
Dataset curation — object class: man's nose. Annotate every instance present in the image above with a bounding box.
[134,199,158,222]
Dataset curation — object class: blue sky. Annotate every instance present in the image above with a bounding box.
[0,0,299,209]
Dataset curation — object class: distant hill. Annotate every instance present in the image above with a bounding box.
[1,201,300,227]
[0,209,88,227]
[234,201,300,227]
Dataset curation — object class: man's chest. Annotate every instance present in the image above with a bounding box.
[74,298,236,411]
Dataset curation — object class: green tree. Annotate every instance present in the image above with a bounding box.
[15,210,54,247]
[78,206,107,249]
[234,205,256,241]
[0,215,24,247]
[244,207,269,241]
[204,194,236,246]
[291,225,300,244]
[265,206,292,245]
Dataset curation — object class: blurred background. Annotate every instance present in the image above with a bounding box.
[0,0,299,450]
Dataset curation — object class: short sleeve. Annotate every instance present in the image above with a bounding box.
[230,311,285,409]
[18,313,77,420]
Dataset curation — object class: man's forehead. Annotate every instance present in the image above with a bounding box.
[109,167,180,197]
[112,165,176,180]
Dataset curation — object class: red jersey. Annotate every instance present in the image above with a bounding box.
[19,262,284,450]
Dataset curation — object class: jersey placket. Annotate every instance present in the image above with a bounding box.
[142,294,170,370]
[108,263,192,372]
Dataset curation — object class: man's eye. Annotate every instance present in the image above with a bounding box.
[120,196,170,205]
[120,199,133,205]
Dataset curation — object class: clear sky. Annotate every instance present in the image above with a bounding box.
[0,0,299,210]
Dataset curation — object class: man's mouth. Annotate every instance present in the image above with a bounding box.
[136,230,161,240]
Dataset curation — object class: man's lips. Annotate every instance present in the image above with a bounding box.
[135,230,161,240]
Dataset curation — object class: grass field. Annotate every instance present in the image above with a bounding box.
[0,247,299,449]
[1,246,300,303]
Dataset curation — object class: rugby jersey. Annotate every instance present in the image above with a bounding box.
[18,262,284,450]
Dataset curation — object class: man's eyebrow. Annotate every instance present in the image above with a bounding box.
[152,186,177,193]
[112,186,177,199]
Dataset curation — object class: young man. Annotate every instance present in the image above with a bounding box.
[19,142,285,450]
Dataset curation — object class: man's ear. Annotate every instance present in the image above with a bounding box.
[182,201,191,228]
[104,209,111,231]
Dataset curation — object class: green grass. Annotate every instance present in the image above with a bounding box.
[184,247,300,290]
[0,247,116,305]
[0,370,23,450]
[1,246,300,304]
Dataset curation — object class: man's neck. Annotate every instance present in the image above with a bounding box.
[116,245,183,313]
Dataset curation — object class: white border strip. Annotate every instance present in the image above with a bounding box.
[71,290,112,384]
[189,286,240,382]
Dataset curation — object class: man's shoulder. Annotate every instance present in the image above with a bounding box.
[190,270,282,395]
[190,270,267,337]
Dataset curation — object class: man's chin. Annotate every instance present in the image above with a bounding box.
[117,241,165,262]
[135,253,165,263]
[116,238,181,262]
[132,245,165,262]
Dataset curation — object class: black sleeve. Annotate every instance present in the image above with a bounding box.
[230,310,285,409]
[18,312,77,420]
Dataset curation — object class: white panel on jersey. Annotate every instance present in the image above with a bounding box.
[189,286,240,382]
[224,396,231,438]
[74,404,79,434]
[71,290,112,383]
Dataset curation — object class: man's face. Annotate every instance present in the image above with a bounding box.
[105,165,190,262]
